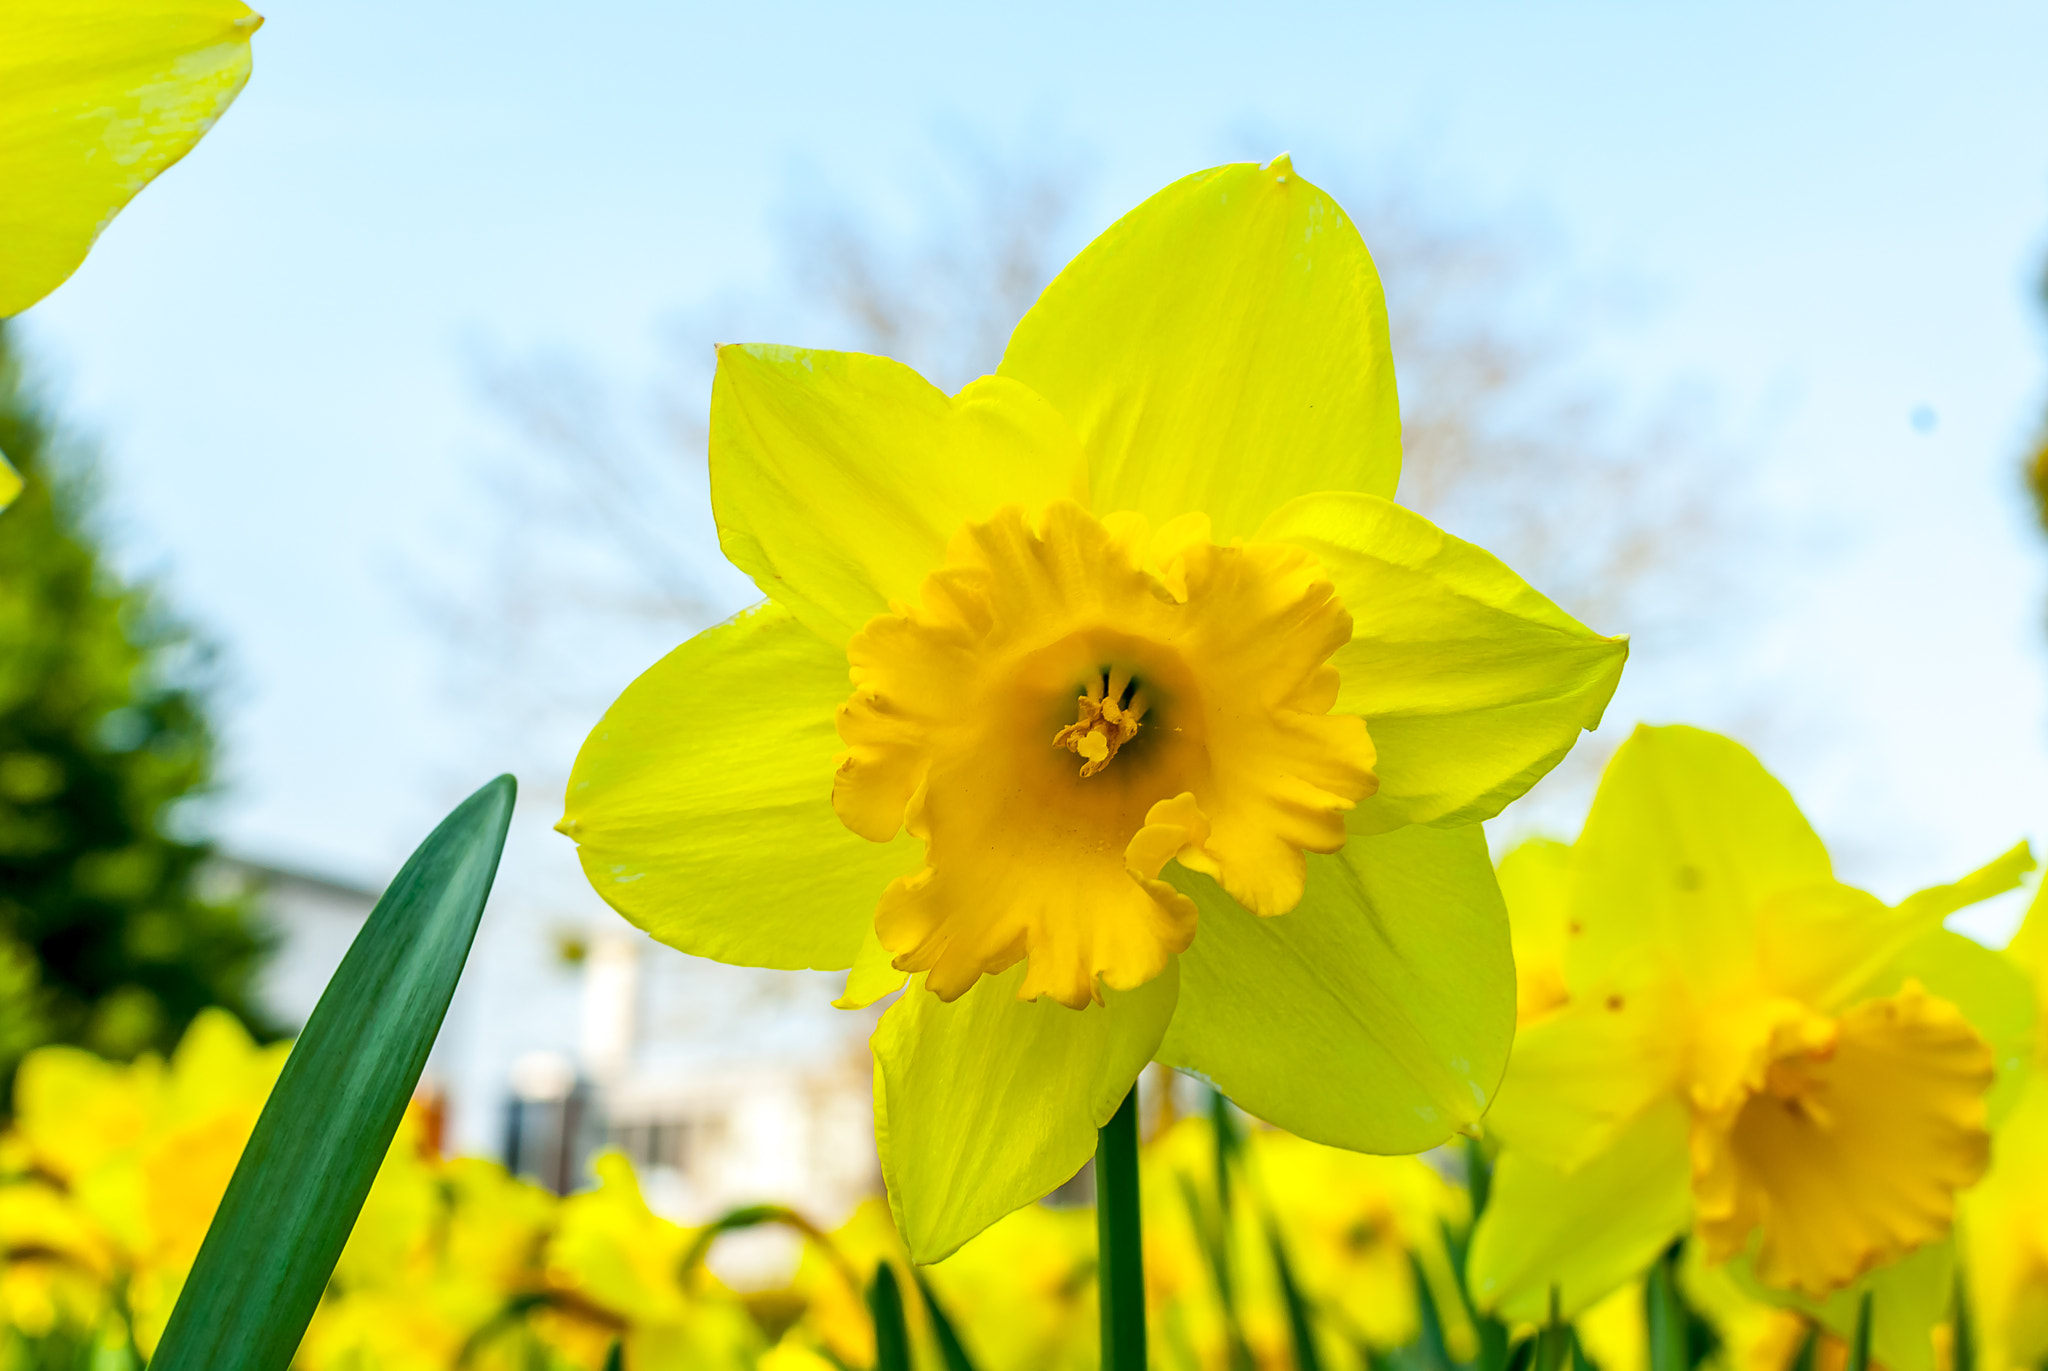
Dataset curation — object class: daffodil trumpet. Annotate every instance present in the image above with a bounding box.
[561,156,1628,1262]
[1470,725,2035,1371]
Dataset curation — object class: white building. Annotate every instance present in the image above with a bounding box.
[227,846,883,1234]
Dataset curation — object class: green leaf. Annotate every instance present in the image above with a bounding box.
[1789,1322,1819,1371]
[149,776,516,1371]
[1646,1247,1688,1371]
[868,1260,912,1371]
[1534,1289,1570,1371]
[912,1269,981,1371]
[1847,1293,1873,1371]
[1266,1219,1325,1371]
[1097,1086,1147,1371]
[1952,1268,1975,1371]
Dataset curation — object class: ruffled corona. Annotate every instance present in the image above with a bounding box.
[1688,982,1993,1296]
[832,501,1378,1009]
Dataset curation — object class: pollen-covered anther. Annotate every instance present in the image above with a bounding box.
[1053,668,1149,777]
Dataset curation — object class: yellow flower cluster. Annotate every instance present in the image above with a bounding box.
[0,1008,1494,1371]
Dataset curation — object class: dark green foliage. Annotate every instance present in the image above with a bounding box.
[0,322,267,1092]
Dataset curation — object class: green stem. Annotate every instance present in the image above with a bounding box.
[1098,1086,1147,1371]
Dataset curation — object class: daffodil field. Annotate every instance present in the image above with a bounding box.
[8,5,2048,1371]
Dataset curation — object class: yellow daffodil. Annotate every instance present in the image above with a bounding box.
[5,1007,291,1353]
[0,0,261,319]
[298,1150,578,1371]
[1960,880,2048,1371]
[560,157,1628,1261]
[1470,726,2034,1371]
[538,1152,763,1370]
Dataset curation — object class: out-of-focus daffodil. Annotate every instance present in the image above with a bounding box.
[925,1198,1098,1371]
[1470,726,2034,1371]
[5,1006,289,1353]
[770,1198,913,1367]
[0,0,261,319]
[539,1152,763,1370]
[560,156,1628,1260]
[1961,880,2048,1371]
[1138,1113,1468,1371]
[1253,1130,1472,1361]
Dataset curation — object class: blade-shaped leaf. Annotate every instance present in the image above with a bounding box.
[913,1269,983,1371]
[1266,1219,1325,1371]
[869,1260,912,1371]
[150,775,516,1371]
[1847,1293,1873,1371]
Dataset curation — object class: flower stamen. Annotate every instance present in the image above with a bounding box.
[1053,667,1150,777]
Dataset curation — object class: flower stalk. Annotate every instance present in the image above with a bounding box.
[1098,1087,1146,1371]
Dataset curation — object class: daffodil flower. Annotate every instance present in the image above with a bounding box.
[1,0,261,321]
[1961,880,2048,1371]
[561,158,1628,1262]
[1470,726,2034,1371]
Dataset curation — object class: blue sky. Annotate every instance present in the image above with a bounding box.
[17,0,2048,939]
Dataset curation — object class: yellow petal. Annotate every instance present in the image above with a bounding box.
[1258,491,1626,832]
[1498,837,1574,1023]
[561,602,920,971]
[1467,1095,1692,1322]
[709,345,1089,645]
[873,959,1177,1262]
[0,452,19,511]
[1724,1237,1958,1371]
[1156,822,1513,1154]
[1568,725,1834,1004]
[1865,927,2038,1126]
[1,0,260,317]
[1760,843,2034,1014]
[833,922,907,1010]
[11,1044,156,1184]
[999,157,1402,539]
[1483,970,1688,1172]
[1961,1076,2048,1371]
[1692,981,1991,1297]
[2003,871,2048,1070]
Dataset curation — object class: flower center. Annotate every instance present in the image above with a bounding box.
[831,500,1378,1008]
[1053,667,1150,777]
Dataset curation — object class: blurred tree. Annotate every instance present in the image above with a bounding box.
[0,321,269,1093]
